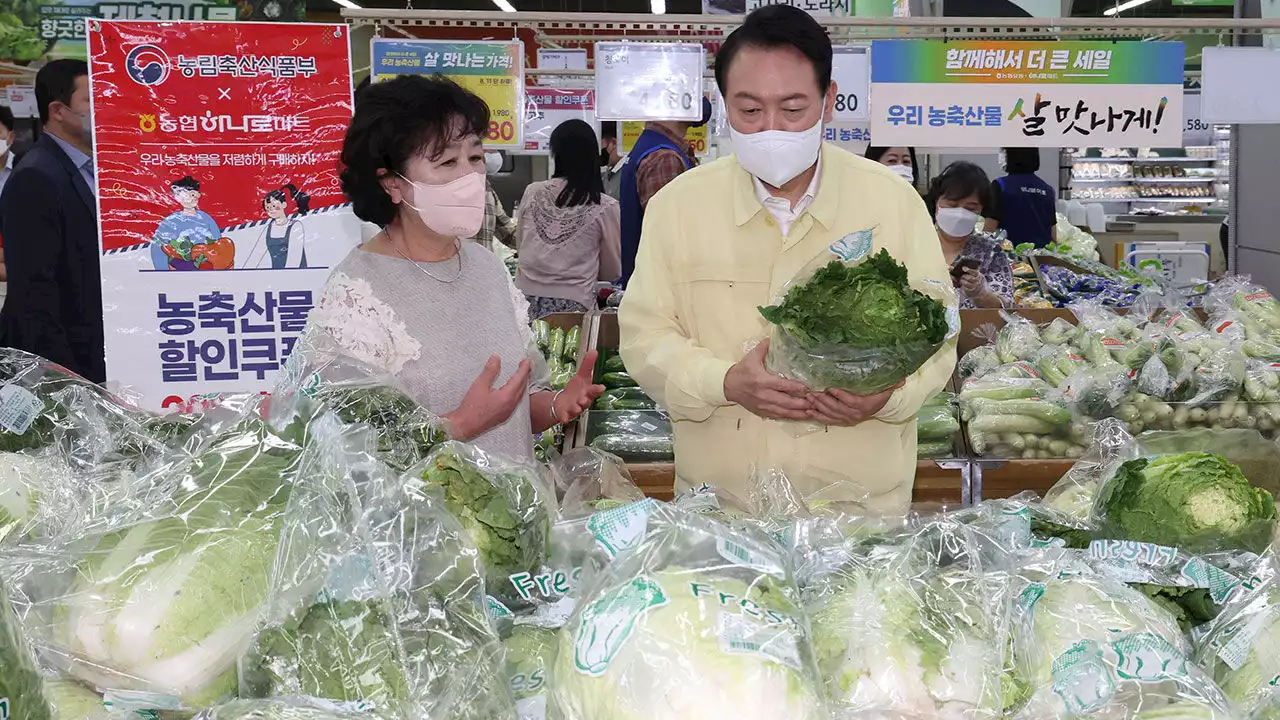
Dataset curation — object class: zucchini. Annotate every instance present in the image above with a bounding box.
[590,433,674,462]
[604,355,627,373]
[601,371,638,389]
[564,326,581,361]
[548,327,566,360]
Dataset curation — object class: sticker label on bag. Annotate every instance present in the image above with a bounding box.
[1111,633,1188,682]
[102,690,184,712]
[829,229,872,262]
[1180,557,1242,604]
[587,499,656,558]
[717,611,802,671]
[573,576,669,676]
[1051,640,1115,714]
[717,537,785,578]
[515,695,547,720]
[1217,612,1269,670]
[0,385,43,435]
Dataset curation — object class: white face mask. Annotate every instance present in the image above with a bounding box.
[399,171,487,238]
[0,139,9,157]
[730,114,824,188]
[936,206,980,237]
[889,163,915,183]
[484,151,503,175]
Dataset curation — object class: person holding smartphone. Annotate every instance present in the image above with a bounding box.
[927,161,1013,309]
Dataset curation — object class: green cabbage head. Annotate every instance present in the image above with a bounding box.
[1099,452,1277,554]
[552,569,825,720]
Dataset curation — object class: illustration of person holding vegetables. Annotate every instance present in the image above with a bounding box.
[151,175,233,270]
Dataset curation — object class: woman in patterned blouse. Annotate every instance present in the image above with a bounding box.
[925,161,1014,309]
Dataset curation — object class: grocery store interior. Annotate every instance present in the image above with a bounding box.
[7,0,1280,717]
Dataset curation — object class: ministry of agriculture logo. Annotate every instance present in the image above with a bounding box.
[126,44,171,87]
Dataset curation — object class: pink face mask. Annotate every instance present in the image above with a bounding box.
[398,170,486,238]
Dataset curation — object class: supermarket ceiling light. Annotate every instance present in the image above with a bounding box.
[493,0,517,11]
[652,0,666,13]
[331,0,362,8]
[1102,0,1152,15]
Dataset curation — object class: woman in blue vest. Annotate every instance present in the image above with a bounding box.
[983,147,1057,249]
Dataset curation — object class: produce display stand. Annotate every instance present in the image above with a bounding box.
[970,458,1074,502]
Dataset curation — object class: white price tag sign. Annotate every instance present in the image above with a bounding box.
[538,49,588,70]
[594,42,705,121]
[831,46,869,121]
[522,87,597,154]
[1182,91,1212,146]
[5,85,36,119]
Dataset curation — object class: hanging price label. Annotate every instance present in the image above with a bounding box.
[1182,91,1212,146]
[831,46,869,122]
[594,42,705,122]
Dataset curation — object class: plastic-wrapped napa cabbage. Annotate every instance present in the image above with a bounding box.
[550,503,827,720]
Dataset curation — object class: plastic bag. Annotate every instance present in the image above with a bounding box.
[193,699,378,720]
[0,573,52,720]
[759,250,955,394]
[1193,558,1280,719]
[408,442,556,614]
[1205,275,1280,333]
[799,515,1014,719]
[996,312,1043,364]
[958,344,1000,381]
[240,420,514,719]
[273,336,448,472]
[1063,365,1134,420]
[1010,554,1234,719]
[550,447,645,519]
[7,398,315,710]
[504,624,558,720]
[550,503,827,720]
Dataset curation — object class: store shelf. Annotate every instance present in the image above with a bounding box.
[1071,178,1217,184]
[1074,197,1218,203]
[1068,156,1215,163]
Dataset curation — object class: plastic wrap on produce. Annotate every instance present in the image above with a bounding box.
[996,312,1043,364]
[958,343,1000,381]
[1194,557,1280,720]
[796,513,1015,719]
[550,503,828,720]
[1,573,53,720]
[504,624,558,720]
[1041,419,1139,525]
[193,699,381,720]
[240,420,514,719]
[407,441,556,614]
[917,393,959,459]
[550,447,645,519]
[758,248,955,394]
[6,398,315,710]
[1010,553,1235,719]
[273,334,449,472]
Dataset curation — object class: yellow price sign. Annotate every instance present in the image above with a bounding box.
[371,39,525,149]
[620,121,707,157]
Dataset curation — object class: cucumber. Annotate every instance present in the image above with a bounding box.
[551,369,573,390]
[917,440,954,459]
[564,326,581,361]
[590,411,672,438]
[533,320,550,350]
[604,355,627,373]
[594,387,657,411]
[601,371,638,389]
[590,433,674,462]
[548,327,566,360]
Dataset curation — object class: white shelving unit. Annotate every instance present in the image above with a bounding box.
[1064,140,1231,211]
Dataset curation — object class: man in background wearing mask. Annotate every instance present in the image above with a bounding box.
[467,150,518,252]
[617,95,711,287]
[599,122,625,201]
[618,5,956,512]
[0,59,105,382]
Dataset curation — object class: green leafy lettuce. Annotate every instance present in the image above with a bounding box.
[758,250,950,393]
[0,577,51,720]
[1099,452,1277,554]
[308,384,447,473]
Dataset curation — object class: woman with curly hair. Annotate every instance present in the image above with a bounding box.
[306,75,604,460]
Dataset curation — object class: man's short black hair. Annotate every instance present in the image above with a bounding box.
[35,59,88,125]
[1004,147,1041,174]
[0,106,14,134]
[172,176,201,191]
[715,5,832,96]
[340,74,490,227]
[926,161,992,219]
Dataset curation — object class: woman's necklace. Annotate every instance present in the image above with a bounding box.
[385,229,463,283]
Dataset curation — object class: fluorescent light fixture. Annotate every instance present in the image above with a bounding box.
[332,0,362,8]
[651,0,666,12]
[1102,0,1151,15]
[493,0,517,10]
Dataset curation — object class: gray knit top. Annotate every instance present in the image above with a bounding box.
[308,243,548,462]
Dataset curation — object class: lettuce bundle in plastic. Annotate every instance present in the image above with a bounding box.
[241,420,514,719]
[550,503,827,720]
[759,249,954,394]
[1194,559,1280,719]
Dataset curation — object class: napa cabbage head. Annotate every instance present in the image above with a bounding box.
[57,417,301,708]
[1194,582,1280,718]
[1014,574,1190,718]
[809,563,1007,719]
[44,680,109,720]
[551,569,825,720]
[1099,452,1277,554]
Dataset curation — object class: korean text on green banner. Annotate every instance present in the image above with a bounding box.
[869,40,1185,148]
[1,0,236,63]
[371,39,525,149]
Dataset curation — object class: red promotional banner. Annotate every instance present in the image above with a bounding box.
[89,21,357,410]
